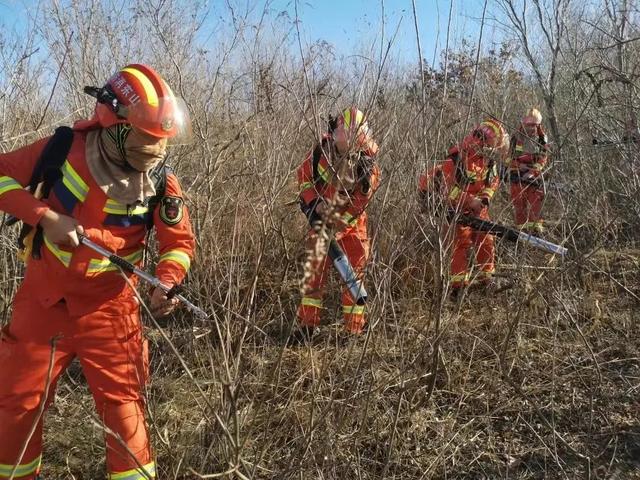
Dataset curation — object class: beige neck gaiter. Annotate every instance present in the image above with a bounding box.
[86,124,167,205]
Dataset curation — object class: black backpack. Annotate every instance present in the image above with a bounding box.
[6,126,167,258]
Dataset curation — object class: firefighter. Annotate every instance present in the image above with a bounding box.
[419,119,508,297]
[506,108,549,232]
[291,107,380,343]
[0,65,195,480]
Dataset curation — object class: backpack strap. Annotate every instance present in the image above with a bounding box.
[19,126,75,256]
[144,164,169,229]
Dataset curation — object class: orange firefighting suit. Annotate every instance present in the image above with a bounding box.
[507,127,549,231]
[0,128,194,479]
[419,146,499,289]
[296,137,380,333]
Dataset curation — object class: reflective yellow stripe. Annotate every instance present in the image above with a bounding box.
[465,171,478,181]
[0,454,42,478]
[0,176,22,196]
[299,181,314,192]
[87,249,144,275]
[109,461,156,480]
[515,145,524,152]
[342,212,357,226]
[61,160,89,202]
[481,188,495,198]
[530,163,543,171]
[159,249,191,271]
[343,108,351,129]
[317,163,330,183]
[450,273,469,282]
[122,67,159,107]
[104,199,149,215]
[301,297,322,308]
[481,119,501,139]
[343,304,365,315]
[44,236,72,267]
[448,185,461,201]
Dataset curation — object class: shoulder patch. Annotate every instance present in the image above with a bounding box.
[159,196,184,225]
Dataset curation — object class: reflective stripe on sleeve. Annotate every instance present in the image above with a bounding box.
[481,187,495,198]
[0,176,22,196]
[448,186,462,201]
[159,249,191,271]
[44,235,72,267]
[341,212,357,226]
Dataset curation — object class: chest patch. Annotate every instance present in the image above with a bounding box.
[159,196,184,225]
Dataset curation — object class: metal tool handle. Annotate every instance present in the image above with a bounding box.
[78,234,208,319]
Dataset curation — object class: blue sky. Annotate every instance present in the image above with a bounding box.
[270,0,499,65]
[0,0,499,67]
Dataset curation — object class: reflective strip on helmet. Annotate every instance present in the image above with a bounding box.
[0,176,22,196]
[301,297,322,309]
[159,249,191,271]
[341,212,357,226]
[343,304,365,316]
[44,236,72,267]
[122,67,159,107]
[108,462,156,480]
[0,454,42,478]
[448,186,461,201]
[481,119,501,139]
[61,160,89,202]
[342,108,364,130]
[104,199,149,216]
[87,249,144,275]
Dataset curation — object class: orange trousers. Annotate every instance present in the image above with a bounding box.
[448,210,495,289]
[0,285,155,480]
[510,182,544,230]
[297,233,369,334]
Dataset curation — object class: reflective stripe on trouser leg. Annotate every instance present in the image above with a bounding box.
[299,232,334,327]
[75,305,152,475]
[526,187,544,229]
[342,304,365,334]
[337,234,369,333]
[474,229,495,283]
[0,455,42,479]
[0,292,75,480]
[108,461,156,479]
[297,297,323,327]
[450,224,473,288]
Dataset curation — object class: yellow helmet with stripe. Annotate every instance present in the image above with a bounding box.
[333,106,373,155]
